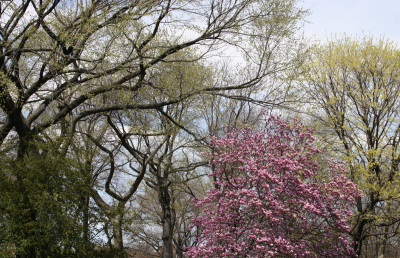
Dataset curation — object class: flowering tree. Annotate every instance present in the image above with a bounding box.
[187,115,362,258]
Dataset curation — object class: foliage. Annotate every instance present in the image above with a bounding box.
[187,115,361,258]
[0,137,106,257]
[302,36,400,256]
[0,0,307,256]
[0,0,306,146]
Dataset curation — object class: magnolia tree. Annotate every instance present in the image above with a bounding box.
[187,115,362,258]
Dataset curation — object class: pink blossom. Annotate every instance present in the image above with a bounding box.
[187,115,361,258]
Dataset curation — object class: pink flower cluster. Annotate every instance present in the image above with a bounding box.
[187,115,362,257]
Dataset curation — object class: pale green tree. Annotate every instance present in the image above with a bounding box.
[301,36,400,258]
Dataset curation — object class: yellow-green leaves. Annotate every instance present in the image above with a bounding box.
[302,35,400,255]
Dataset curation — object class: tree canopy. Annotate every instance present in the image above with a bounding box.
[187,115,361,258]
[302,36,400,257]
[0,0,308,257]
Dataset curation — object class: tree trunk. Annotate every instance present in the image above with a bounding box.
[352,217,367,257]
[82,195,90,244]
[378,225,389,258]
[91,190,126,252]
[378,200,392,258]
[352,195,381,258]
[175,234,184,258]
[112,213,124,250]
[160,186,174,258]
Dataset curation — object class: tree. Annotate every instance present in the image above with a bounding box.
[123,76,272,257]
[0,137,108,257]
[0,0,305,148]
[127,151,207,258]
[0,0,307,256]
[187,114,361,258]
[301,36,400,257]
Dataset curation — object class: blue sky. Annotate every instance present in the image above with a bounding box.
[301,0,400,43]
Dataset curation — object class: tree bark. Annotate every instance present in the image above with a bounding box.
[175,234,184,258]
[112,215,124,250]
[160,186,174,258]
[91,190,126,252]
[378,225,389,258]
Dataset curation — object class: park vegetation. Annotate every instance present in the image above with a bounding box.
[1,1,400,258]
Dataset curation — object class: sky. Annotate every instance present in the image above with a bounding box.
[301,0,400,43]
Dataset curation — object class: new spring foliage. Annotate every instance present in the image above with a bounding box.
[187,115,362,257]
